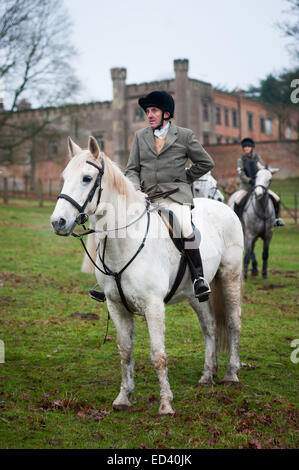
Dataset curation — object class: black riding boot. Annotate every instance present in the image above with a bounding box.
[89,288,106,302]
[184,233,211,302]
[271,198,285,227]
[234,192,250,220]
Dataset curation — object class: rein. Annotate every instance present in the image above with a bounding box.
[79,207,151,314]
[246,184,273,233]
[57,159,152,315]
[57,163,186,317]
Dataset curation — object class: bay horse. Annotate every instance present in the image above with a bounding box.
[228,167,278,280]
[51,136,243,416]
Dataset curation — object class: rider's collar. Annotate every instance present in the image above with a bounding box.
[154,122,170,140]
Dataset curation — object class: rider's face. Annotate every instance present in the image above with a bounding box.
[243,146,253,156]
[146,107,170,129]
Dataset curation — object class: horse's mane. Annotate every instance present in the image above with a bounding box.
[101,153,136,199]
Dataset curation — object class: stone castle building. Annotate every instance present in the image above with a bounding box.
[0,58,298,190]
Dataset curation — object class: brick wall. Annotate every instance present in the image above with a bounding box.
[205,140,299,182]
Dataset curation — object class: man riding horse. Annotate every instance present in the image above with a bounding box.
[234,137,284,227]
[90,90,214,303]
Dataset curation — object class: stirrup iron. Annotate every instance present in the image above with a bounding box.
[89,289,106,303]
[193,277,211,302]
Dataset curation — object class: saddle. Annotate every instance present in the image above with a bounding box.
[156,206,203,303]
[156,207,188,304]
[234,191,252,219]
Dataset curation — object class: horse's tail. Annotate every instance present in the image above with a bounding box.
[209,276,230,352]
[81,233,97,274]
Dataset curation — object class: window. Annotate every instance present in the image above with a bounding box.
[225,137,230,144]
[203,133,210,145]
[232,109,238,128]
[260,117,265,133]
[265,119,272,135]
[202,103,209,122]
[216,135,222,144]
[49,141,58,158]
[134,108,144,121]
[247,112,253,131]
[285,125,291,139]
[215,106,221,125]
[224,108,229,126]
[93,134,104,150]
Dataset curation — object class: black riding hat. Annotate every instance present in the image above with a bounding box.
[241,137,255,148]
[138,91,175,118]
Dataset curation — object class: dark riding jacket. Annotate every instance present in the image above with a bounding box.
[125,123,214,205]
[237,154,264,191]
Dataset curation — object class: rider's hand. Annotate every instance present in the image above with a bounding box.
[249,179,255,186]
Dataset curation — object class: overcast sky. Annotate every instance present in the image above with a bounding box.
[64,0,295,103]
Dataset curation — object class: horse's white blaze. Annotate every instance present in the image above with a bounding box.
[51,138,243,415]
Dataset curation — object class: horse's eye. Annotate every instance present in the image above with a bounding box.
[83,175,92,183]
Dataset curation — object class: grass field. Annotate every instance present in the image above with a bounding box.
[0,185,298,449]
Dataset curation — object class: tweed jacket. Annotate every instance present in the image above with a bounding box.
[237,153,264,191]
[125,123,214,205]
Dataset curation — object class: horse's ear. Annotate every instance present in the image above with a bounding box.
[257,162,264,170]
[88,136,100,159]
[68,137,81,158]
[270,167,280,174]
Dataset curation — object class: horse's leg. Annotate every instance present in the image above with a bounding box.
[218,269,242,384]
[108,302,135,411]
[143,298,174,416]
[262,235,271,279]
[189,298,217,386]
[243,233,254,280]
[251,251,258,276]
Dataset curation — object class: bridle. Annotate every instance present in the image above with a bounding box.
[249,183,272,223]
[57,160,105,226]
[56,158,151,315]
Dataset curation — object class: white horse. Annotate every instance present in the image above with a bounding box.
[82,172,224,273]
[228,166,279,280]
[192,171,224,202]
[51,137,244,416]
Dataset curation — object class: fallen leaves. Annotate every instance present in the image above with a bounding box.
[258,284,286,290]
[69,313,99,321]
[248,438,262,449]
[38,395,111,422]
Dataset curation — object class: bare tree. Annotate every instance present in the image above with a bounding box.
[0,0,81,184]
[277,0,299,59]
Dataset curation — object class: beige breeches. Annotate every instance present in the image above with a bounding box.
[235,189,280,204]
[155,197,193,238]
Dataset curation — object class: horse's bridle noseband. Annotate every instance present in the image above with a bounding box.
[57,160,105,225]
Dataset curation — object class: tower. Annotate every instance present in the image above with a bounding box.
[110,67,128,169]
[174,59,189,128]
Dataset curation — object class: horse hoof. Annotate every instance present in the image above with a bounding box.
[158,404,175,416]
[252,270,258,277]
[219,375,239,386]
[198,377,215,387]
[112,400,131,411]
